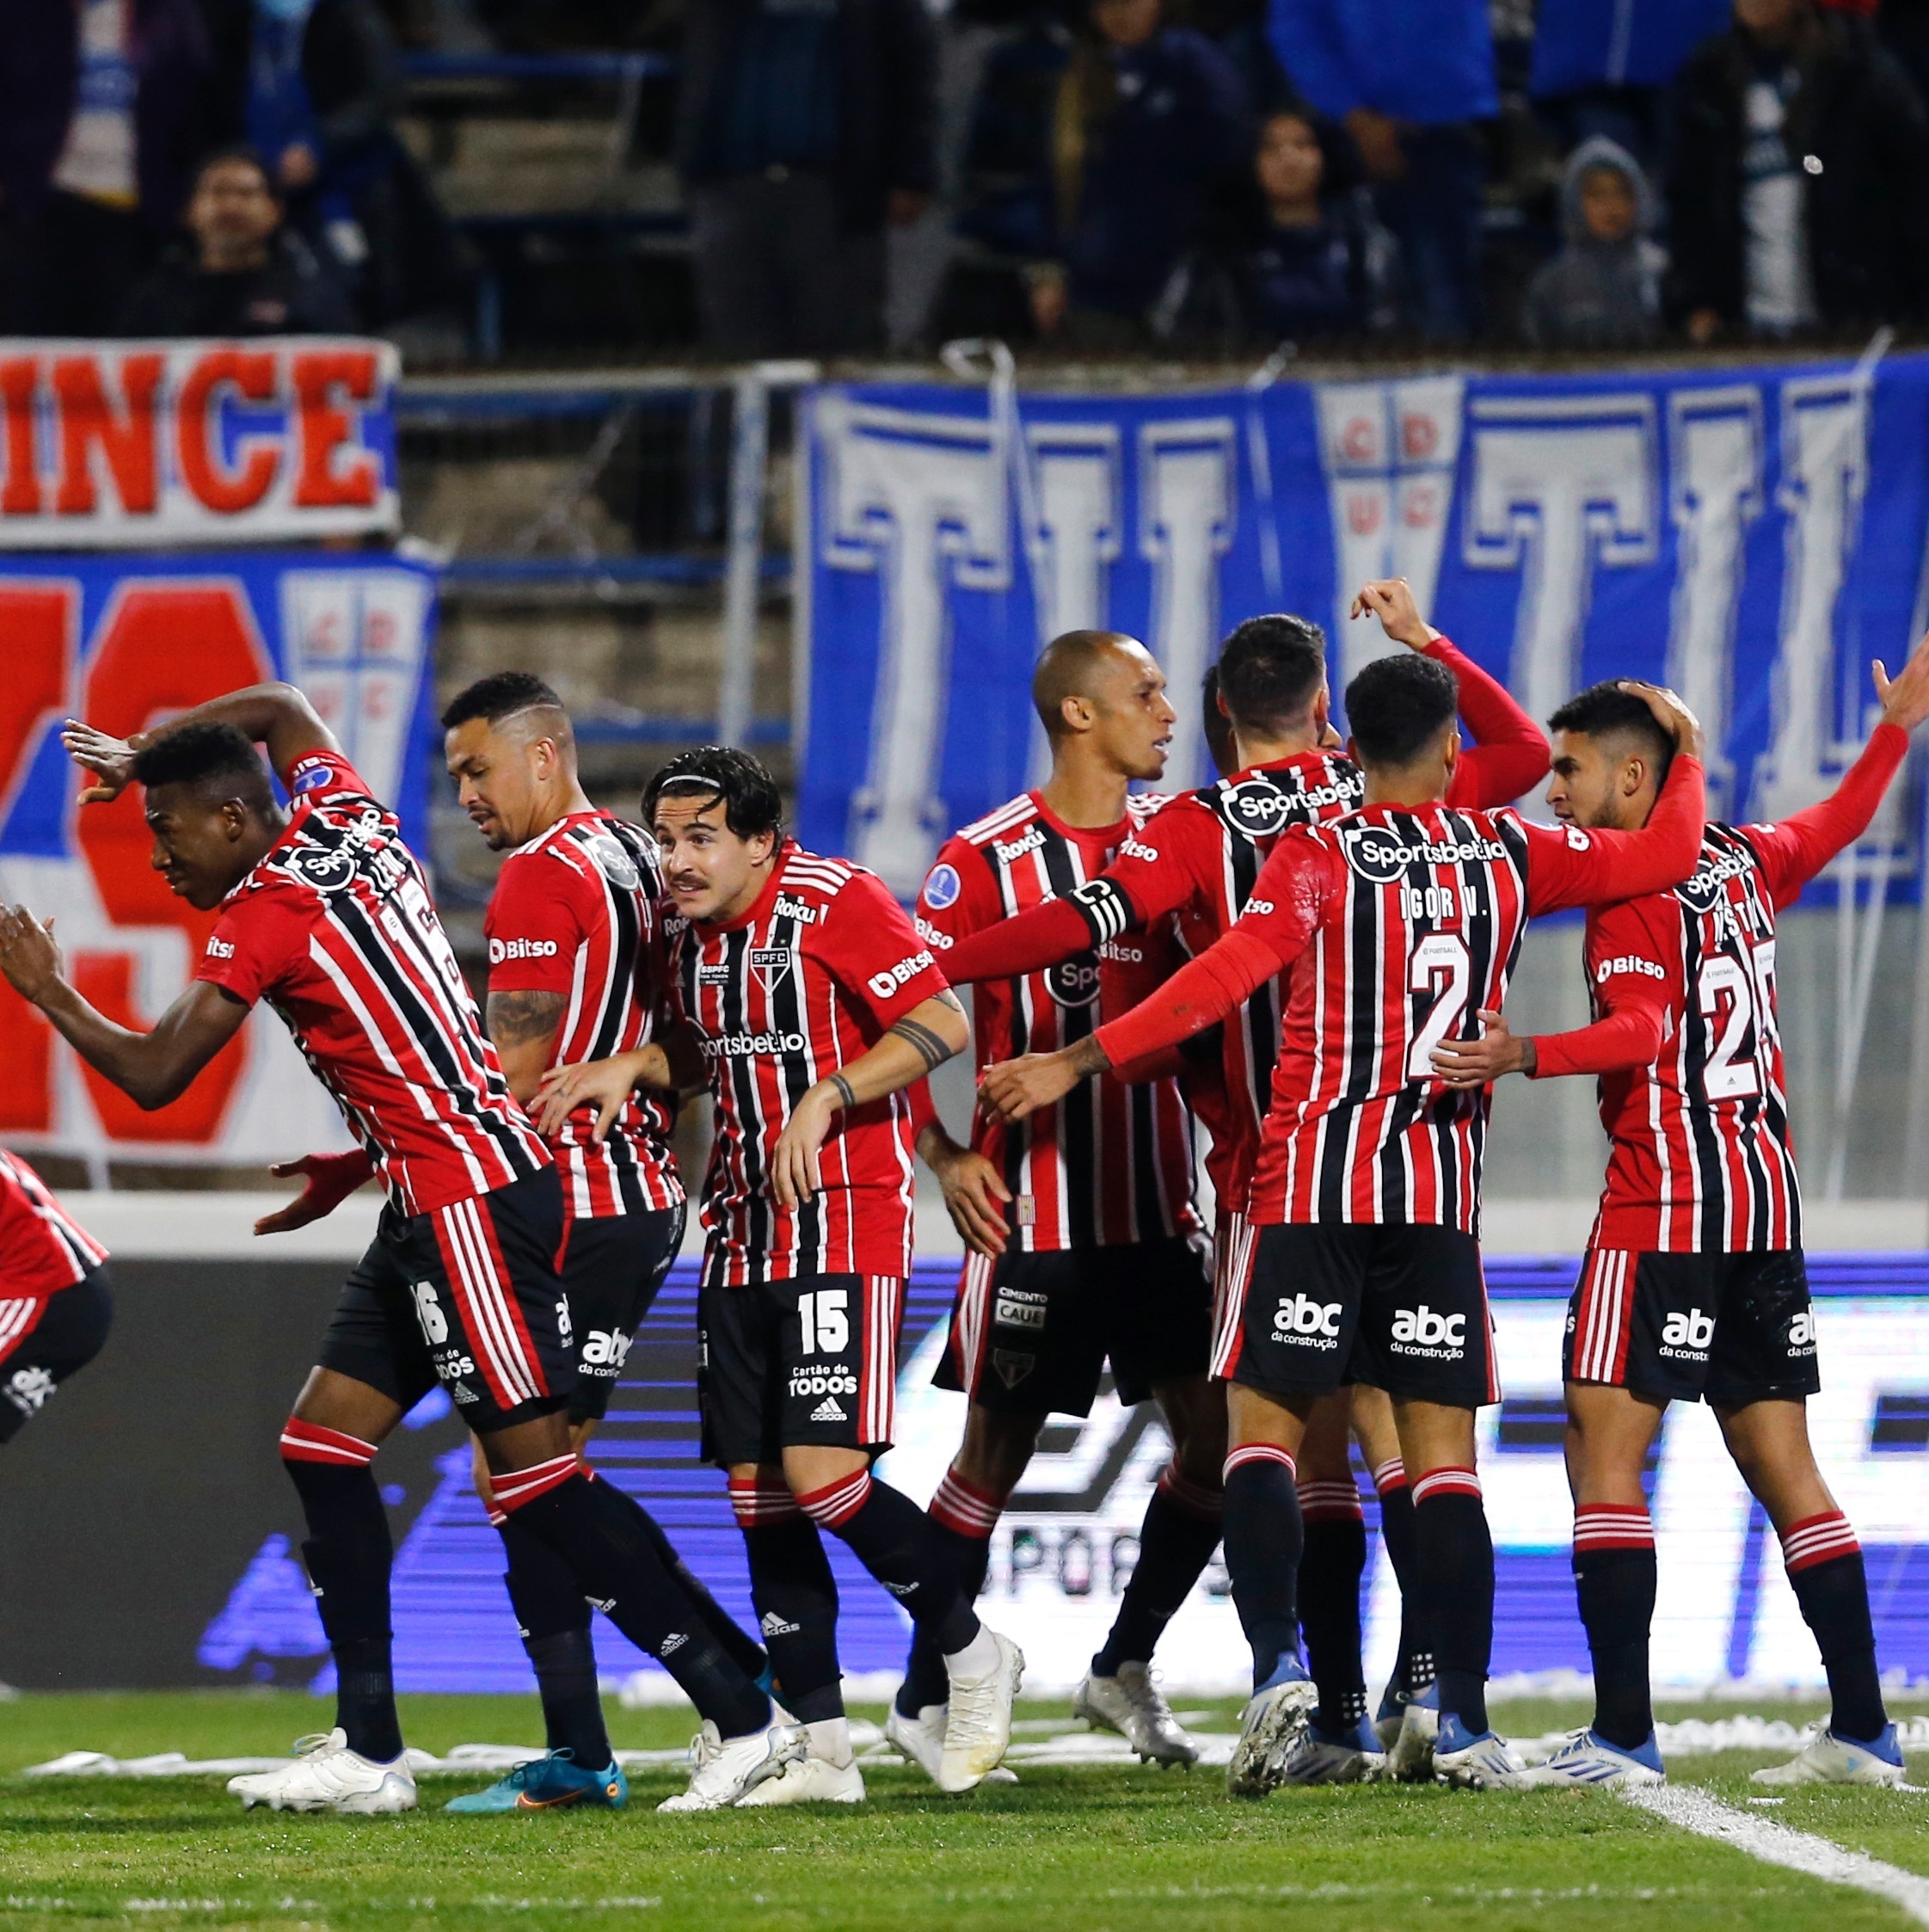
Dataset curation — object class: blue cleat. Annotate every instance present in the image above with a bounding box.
[1276,1714,1388,1785]
[445,1750,629,1813]
[1226,1657,1317,1799]
[1383,1681,1440,1781]
[1752,1723,1905,1787]
[1520,1728,1665,1789]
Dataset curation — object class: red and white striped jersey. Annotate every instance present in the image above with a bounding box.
[916,791,1200,1251]
[485,810,682,1218]
[198,749,550,1218]
[0,1149,108,1300]
[670,842,949,1287]
[1227,799,1698,1233]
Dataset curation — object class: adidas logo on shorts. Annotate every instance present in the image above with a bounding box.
[760,1609,802,1637]
[811,1395,847,1422]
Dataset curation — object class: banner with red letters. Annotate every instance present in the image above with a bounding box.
[0,340,398,548]
[0,551,436,1166]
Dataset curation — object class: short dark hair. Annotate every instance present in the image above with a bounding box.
[194,144,278,196]
[440,671,568,734]
[642,746,783,844]
[1344,653,1459,767]
[1216,614,1327,735]
[1546,681,1674,785]
[1201,665,1237,778]
[132,722,276,814]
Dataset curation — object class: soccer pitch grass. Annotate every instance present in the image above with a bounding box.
[4,1694,1929,1931]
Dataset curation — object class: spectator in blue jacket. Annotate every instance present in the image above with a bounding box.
[1267,0,1495,341]
[1235,109,1373,341]
[965,0,1251,347]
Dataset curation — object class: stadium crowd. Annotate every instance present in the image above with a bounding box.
[6,0,1929,356]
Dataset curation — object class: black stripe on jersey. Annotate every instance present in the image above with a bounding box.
[712,929,775,1267]
[765,902,825,1266]
[1037,830,1098,1249]
[1320,860,1383,1221]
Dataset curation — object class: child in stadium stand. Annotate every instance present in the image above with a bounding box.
[982,658,1705,1794]
[1432,633,1929,1791]
[0,1151,112,1446]
[537,747,1024,1800]
[0,688,803,1815]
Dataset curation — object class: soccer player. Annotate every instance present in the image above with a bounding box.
[896,629,1217,1775]
[537,747,1023,1799]
[931,584,1550,1777]
[981,654,1705,1793]
[0,688,802,1814]
[0,1151,113,1444]
[1432,642,1929,1790]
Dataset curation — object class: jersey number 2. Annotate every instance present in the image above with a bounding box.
[1698,955,1762,1099]
[1407,933,1472,1080]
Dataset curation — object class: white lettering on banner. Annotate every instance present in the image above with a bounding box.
[1752,373,1871,823]
[1465,394,1659,792]
[0,338,398,545]
[1666,388,1763,817]
[1314,378,1465,690]
[1138,420,1236,793]
[819,398,1008,898]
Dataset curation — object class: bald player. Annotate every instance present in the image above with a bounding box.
[893,630,1221,1776]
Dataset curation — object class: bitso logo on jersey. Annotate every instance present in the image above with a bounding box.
[920,861,961,910]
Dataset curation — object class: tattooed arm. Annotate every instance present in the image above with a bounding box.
[771,991,969,1208]
[486,988,566,1105]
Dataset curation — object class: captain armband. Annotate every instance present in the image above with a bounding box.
[1068,877,1133,944]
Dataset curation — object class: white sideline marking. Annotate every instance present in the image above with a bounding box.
[1625,1784,1929,1925]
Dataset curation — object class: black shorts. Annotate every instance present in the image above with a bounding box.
[1563,1246,1820,1406]
[698,1271,903,1467]
[1222,1221,1498,1408]
[0,1267,113,1443]
[561,1197,685,1423]
[319,1170,574,1434]
[933,1234,1213,1415]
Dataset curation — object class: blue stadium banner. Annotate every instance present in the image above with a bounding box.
[799,354,1928,904]
[0,550,437,1166]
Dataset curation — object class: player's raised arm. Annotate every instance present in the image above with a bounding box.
[1523,683,1706,915]
[1742,632,1929,908]
[65,682,341,801]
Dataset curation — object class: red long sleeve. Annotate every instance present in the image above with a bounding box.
[939,894,1096,986]
[1744,722,1909,909]
[1527,756,1706,915]
[1109,1042,1191,1086]
[1431,635,1551,809]
[906,1077,939,1138]
[1094,926,1287,1070]
[1533,997,1670,1080]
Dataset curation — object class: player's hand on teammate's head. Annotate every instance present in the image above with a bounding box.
[254,1150,373,1236]
[1348,578,1437,652]
[60,721,140,805]
[1428,1008,1530,1089]
[1617,680,1705,761]
[1873,626,1929,734]
[926,1141,1011,1258]
[980,1051,1081,1124]
[0,904,61,1001]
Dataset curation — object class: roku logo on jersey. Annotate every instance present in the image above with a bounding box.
[994,826,1047,864]
[488,937,559,963]
[1596,954,1668,983]
[1391,1305,1465,1356]
[702,1030,808,1057]
[774,894,820,925]
[867,950,934,999]
[1273,1293,1342,1344]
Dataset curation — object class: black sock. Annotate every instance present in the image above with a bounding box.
[1782,1520,1887,1743]
[504,1462,768,1739]
[1221,1448,1302,1690]
[797,1469,979,1655]
[618,1479,770,1686]
[1413,1474,1493,1736]
[501,1515,611,1766]
[283,1448,403,1763]
[1572,1506,1656,1751]
[741,1517,845,1724]
[899,1524,991,1716]
[1093,1466,1223,1677]
[1299,1511,1367,1734]
[1373,1466,1432,1694]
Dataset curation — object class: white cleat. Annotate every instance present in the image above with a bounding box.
[885,1702,948,1782]
[1432,1716,1527,1791]
[656,1720,807,1812]
[734,1752,866,1806]
[1275,1717,1387,1786]
[226,1730,416,1814]
[938,1631,1024,1794]
[1519,1728,1665,1790]
[1073,1664,1200,1768]
[1226,1667,1317,1799]
[1751,1724,1904,1788]
[1386,1692,1441,1783]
